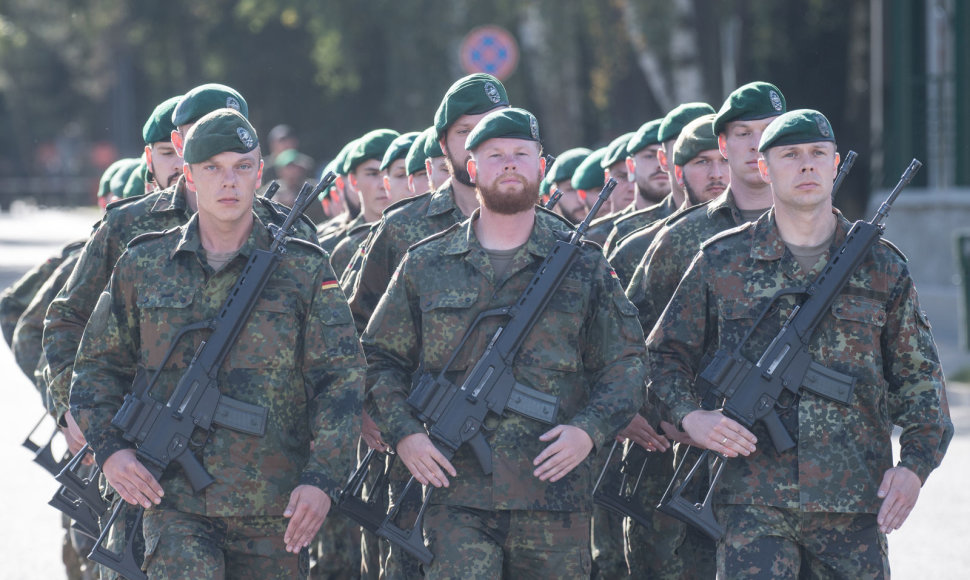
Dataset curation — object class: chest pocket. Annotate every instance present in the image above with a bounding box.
[138,291,197,370]
[230,293,300,370]
[420,289,480,370]
[517,279,584,372]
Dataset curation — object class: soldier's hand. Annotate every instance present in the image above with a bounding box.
[877,466,921,534]
[682,410,757,457]
[62,411,91,463]
[533,425,594,482]
[616,413,670,452]
[659,420,696,447]
[102,448,164,509]
[361,410,389,453]
[283,485,332,553]
[397,432,456,488]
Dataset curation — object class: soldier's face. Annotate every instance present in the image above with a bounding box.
[468,138,545,215]
[186,150,262,227]
[443,110,501,186]
[677,149,729,205]
[383,158,411,201]
[147,141,182,190]
[759,143,839,211]
[349,159,389,220]
[719,117,777,189]
[427,156,449,190]
[553,180,587,224]
[606,161,635,213]
[629,144,669,204]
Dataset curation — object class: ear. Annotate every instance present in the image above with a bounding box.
[383,175,391,193]
[539,155,547,179]
[467,158,477,184]
[833,151,841,174]
[257,159,264,186]
[757,156,771,184]
[171,130,185,158]
[658,147,670,172]
[577,189,587,201]
[347,172,358,189]
[717,134,728,159]
[183,163,196,192]
[674,165,685,187]
[144,145,154,175]
[625,156,635,175]
[407,174,417,194]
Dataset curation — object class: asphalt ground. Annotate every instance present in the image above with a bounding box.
[0,203,966,578]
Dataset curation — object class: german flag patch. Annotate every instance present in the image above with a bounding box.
[320,279,339,291]
[609,269,619,280]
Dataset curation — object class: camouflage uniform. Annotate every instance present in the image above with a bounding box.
[608,217,667,289]
[320,212,366,254]
[363,210,647,579]
[1,240,83,345]
[329,222,373,281]
[44,176,317,421]
[648,209,952,578]
[602,193,679,255]
[70,211,365,578]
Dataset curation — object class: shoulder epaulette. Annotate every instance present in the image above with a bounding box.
[536,205,577,231]
[286,236,328,257]
[699,221,754,250]
[383,191,431,217]
[127,227,179,249]
[664,199,712,227]
[878,238,908,262]
[406,221,462,253]
[346,221,377,237]
[255,196,315,230]
[104,192,149,212]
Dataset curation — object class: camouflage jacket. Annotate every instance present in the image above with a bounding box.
[319,212,366,254]
[607,217,668,289]
[1,240,84,346]
[348,181,468,331]
[334,222,377,295]
[362,210,646,512]
[70,212,365,517]
[628,188,748,337]
[648,209,952,512]
[13,247,82,399]
[44,178,316,420]
[603,193,678,254]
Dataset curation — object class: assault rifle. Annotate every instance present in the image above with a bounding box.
[52,174,334,580]
[346,179,616,565]
[543,189,563,211]
[593,151,859,529]
[22,412,70,476]
[657,158,922,541]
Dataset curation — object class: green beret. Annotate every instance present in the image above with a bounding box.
[539,174,550,196]
[122,160,148,198]
[758,109,836,152]
[182,108,259,164]
[406,128,434,175]
[108,158,142,199]
[98,158,134,198]
[600,132,635,168]
[142,95,181,144]
[713,81,786,135]
[318,159,337,202]
[381,131,420,171]
[627,119,664,155]
[344,129,400,174]
[658,102,715,144]
[571,148,608,191]
[274,149,313,170]
[333,139,359,177]
[673,113,719,166]
[172,83,249,127]
[546,148,592,185]
[465,108,540,151]
[423,129,444,158]
[434,73,509,140]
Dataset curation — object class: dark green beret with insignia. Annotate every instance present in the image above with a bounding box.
[182,108,259,164]
[758,109,836,152]
[546,147,592,185]
[109,158,142,199]
[99,158,136,198]
[434,73,509,140]
[601,132,635,168]
[344,129,400,174]
[627,119,664,155]
[142,95,181,144]
[571,147,608,191]
[465,107,540,151]
[381,131,420,171]
[658,102,715,144]
[423,128,444,158]
[406,128,434,175]
[713,81,786,135]
[673,113,719,166]
[172,83,249,127]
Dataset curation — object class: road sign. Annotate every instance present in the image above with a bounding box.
[459,26,519,81]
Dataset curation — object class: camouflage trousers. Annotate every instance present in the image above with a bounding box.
[423,505,591,579]
[715,504,889,579]
[624,446,715,579]
[591,502,628,577]
[142,509,309,579]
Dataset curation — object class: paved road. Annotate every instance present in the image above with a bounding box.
[0,204,966,578]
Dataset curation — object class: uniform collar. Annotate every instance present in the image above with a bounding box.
[749,207,850,262]
[426,180,462,218]
[171,211,268,261]
[150,174,191,215]
[442,208,559,257]
[706,186,742,220]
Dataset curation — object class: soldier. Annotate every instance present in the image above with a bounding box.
[403,128,433,196]
[362,107,646,579]
[647,109,952,578]
[70,108,365,578]
[272,149,315,208]
[569,148,608,219]
[383,131,421,201]
[583,134,636,248]
[315,140,361,240]
[543,148,592,225]
[421,127,450,192]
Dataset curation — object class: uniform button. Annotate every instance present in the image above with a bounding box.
[464,297,472,303]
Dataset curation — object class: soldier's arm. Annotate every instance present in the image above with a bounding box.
[301,260,367,499]
[349,218,398,332]
[1,252,64,346]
